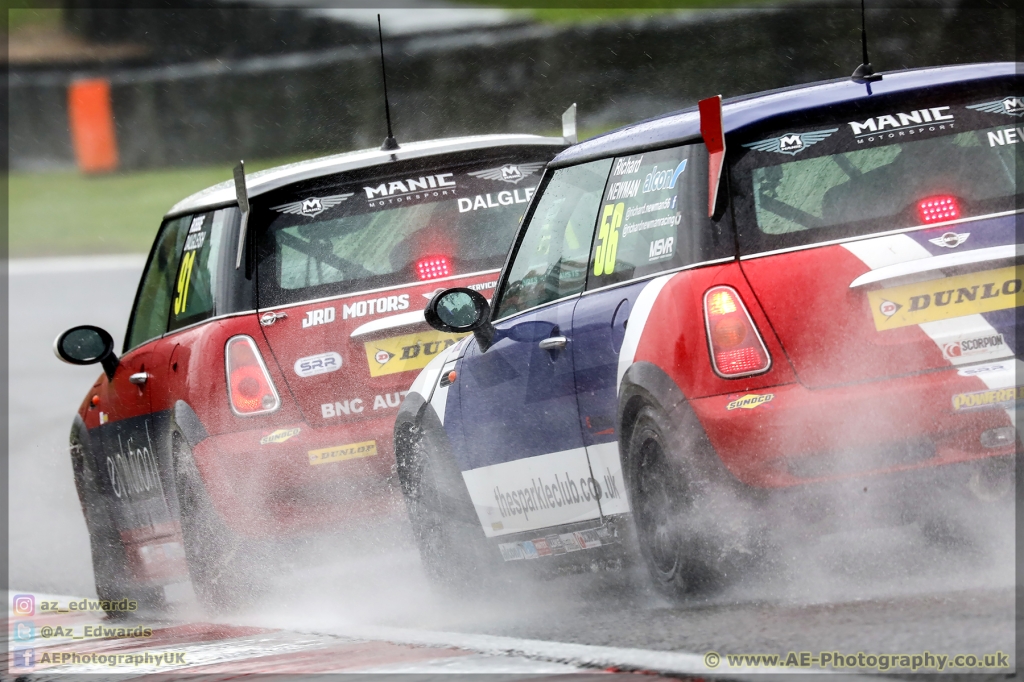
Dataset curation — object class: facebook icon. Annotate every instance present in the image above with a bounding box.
[12,648,36,669]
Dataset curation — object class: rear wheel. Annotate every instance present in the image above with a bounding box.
[627,404,759,599]
[172,431,267,612]
[71,425,165,618]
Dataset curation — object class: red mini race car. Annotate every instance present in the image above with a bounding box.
[397,63,1020,598]
[55,128,569,611]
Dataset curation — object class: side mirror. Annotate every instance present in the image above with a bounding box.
[425,288,496,351]
[54,325,119,379]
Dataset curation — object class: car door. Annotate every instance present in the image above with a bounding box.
[570,144,729,518]
[451,158,612,539]
[93,213,190,584]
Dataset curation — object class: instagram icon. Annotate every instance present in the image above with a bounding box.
[12,594,35,617]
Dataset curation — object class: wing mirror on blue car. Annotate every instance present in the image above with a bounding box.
[425,288,496,351]
[54,325,120,379]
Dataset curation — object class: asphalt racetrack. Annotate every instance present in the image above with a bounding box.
[8,257,1017,678]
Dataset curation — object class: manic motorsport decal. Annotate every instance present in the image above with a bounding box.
[468,162,545,185]
[742,128,839,156]
[271,194,353,217]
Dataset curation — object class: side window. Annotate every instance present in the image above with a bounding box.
[168,209,228,332]
[494,159,612,319]
[125,215,189,351]
[587,144,717,290]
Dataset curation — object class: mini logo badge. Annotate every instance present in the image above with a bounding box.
[271,193,353,217]
[726,394,775,410]
[260,428,300,445]
[928,231,969,248]
[967,97,1024,117]
[742,128,839,156]
[878,299,902,317]
[468,162,545,185]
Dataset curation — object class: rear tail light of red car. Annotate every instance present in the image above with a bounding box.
[225,335,281,416]
[704,286,771,378]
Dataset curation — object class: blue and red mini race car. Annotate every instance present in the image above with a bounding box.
[397,62,1021,596]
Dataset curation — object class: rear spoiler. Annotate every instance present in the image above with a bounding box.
[699,95,725,218]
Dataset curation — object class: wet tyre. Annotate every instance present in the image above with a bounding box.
[627,403,759,599]
[172,430,267,612]
[70,420,165,618]
[397,422,499,592]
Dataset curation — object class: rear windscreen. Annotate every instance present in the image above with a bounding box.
[254,149,557,307]
[730,83,1024,254]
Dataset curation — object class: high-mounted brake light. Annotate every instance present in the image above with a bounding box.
[416,256,451,281]
[225,335,280,416]
[704,286,771,378]
[918,195,959,224]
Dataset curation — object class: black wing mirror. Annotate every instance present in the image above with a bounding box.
[54,325,119,379]
[424,288,496,351]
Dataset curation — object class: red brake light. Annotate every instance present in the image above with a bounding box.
[225,335,280,416]
[416,256,451,281]
[917,195,959,224]
[704,286,771,377]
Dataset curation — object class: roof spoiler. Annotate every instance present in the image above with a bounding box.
[562,103,577,145]
[698,95,725,218]
[234,160,249,269]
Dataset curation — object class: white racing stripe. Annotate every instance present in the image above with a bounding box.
[617,273,674,393]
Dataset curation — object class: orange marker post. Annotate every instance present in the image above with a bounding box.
[68,78,119,173]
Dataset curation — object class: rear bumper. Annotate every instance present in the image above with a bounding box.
[691,367,1018,488]
[192,415,401,536]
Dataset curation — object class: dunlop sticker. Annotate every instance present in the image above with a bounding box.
[308,440,377,466]
[260,428,300,445]
[952,386,1024,412]
[868,265,1023,330]
[726,394,774,410]
[365,329,466,377]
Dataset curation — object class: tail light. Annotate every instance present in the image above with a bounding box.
[704,286,771,378]
[225,335,280,416]
[917,195,959,223]
[416,256,451,281]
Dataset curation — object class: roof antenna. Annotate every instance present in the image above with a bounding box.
[851,0,882,84]
[377,14,400,152]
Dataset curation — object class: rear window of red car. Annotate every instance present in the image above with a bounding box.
[729,80,1024,255]
[253,148,558,308]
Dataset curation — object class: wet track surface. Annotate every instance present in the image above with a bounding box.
[8,258,1018,678]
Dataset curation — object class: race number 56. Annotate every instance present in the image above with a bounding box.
[594,202,624,276]
[174,250,196,316]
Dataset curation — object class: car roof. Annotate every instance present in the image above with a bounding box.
[166,134,567,218]
[551,62,1019,168]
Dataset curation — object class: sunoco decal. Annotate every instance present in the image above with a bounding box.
[951,387,1024,412]
[726,394,774,410]
[867,265,1023,330]
[364,329,466,377]
[260,428,300,445]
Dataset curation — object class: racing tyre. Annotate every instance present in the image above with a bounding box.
[627,404,761,599]
[70,420,166,618]
[397,422,501,593]
[172,430,268,612]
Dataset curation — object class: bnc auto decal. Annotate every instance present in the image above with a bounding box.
[867,265,1023,330]
[300,295,411,327]
[321,391,410,418]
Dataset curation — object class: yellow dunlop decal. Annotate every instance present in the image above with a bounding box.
[867,265,1024,331]
[260,428,300,445]
[308,440,377,466]
[365,330,466,377]
[726,394,774,410]
[952,386,1024,412]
